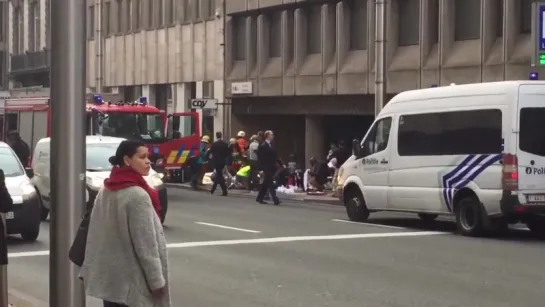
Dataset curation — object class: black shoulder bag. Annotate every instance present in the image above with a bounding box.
[69,208,92,267]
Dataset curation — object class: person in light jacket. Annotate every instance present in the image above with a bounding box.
[79,140,170,307]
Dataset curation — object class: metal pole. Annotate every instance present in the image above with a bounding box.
[50,0,86,303]
[0,214,7,307]
[374,0,387,117]
[95,0,103,92]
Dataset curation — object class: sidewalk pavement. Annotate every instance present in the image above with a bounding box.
[8,288,48,307]
[166,183,343,206]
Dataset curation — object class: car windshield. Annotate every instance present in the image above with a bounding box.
[86,143,119,171]
[97,112,164,141]
[0,147,25,177]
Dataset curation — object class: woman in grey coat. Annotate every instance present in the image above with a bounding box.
[79,140,170,307]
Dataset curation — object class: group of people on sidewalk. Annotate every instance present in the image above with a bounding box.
[190,130,282,205]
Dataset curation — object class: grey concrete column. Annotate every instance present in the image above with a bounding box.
[245,15,256,76]
[439,0,454,67]
[322,3,335,73]
[503,0,517,66]
[280,10,293,72]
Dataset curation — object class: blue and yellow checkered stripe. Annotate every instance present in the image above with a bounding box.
[166,144,199,165]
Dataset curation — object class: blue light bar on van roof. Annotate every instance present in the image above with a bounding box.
[93,94,104,104]
[529,72,539,80]
[430,84,438,88]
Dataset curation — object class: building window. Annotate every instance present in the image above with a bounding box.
[183,0,191,21]
[349,0,367,50]
[495,0,503,38]
[207,0,215,18]
[103,2,111,34]
[520,0,533,34]
[202,81,214,98]
[306,5,322,54]
[193,0,201,20]
[126,0,132,31]
[269,12,282,57]
[28,1,39,51]
[166,0,175,24]
[116,0,123,32]
[428,0,439,44]
[454,0,481,41]
[157,0,164,26]
[397,109,502,156]
[88,6,95,38]
[148,0,154,28]
[234,16,246,60]
[398,0,419,46]
[13,6,23,54]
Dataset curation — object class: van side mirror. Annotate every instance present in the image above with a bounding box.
[25,168,34,178]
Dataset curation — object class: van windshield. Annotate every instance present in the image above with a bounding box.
[520,108,545,156]
[86,143,119,171]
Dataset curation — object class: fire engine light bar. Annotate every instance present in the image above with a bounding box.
[529,72,539,80]
[139,96,148,104]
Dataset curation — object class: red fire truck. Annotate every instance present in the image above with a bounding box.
[0,94,201,181]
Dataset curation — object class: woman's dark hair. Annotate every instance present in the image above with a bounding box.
[109,140,147,166]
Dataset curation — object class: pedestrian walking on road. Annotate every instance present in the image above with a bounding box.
[0,169,13,266]
[6,131,30,167]
[79,140,170,307]
[209,131,229,196]
[256,130,281,205]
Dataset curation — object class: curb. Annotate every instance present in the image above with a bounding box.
[8,288,48,307]
[165,183,343,206]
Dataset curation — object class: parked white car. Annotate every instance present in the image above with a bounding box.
[0,142,41,241]
[31,136,168,223]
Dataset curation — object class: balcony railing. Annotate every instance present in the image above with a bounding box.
[10,48,50,74]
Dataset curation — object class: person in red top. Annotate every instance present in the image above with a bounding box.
[236,131,248,157]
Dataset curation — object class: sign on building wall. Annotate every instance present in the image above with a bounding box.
[533,2,545,65]
[190,98,218,109]
[231,82,252,95]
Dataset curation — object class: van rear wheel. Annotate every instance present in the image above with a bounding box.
[455,196,485,237]
[345,190,370,222]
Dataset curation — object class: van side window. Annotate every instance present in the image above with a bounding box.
[397,109,502,156]
[362,117,392,156]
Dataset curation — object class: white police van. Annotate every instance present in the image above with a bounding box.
[337,81,545,236]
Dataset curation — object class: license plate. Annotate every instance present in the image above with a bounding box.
[5,212,14,219]
[527,195,545,202]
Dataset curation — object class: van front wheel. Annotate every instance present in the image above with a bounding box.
[345,190,370,222]
[455,196,485,237]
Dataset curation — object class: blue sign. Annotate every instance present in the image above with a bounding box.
[153,146,159,154]
[539,5,545,50]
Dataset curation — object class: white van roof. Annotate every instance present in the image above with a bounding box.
[382,81,545,114]
[36,135,126,145]
[0,142,10,148]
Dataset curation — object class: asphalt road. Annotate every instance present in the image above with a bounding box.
[6,188,545,307]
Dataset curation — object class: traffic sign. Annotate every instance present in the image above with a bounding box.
[189,98,218,109]
[533,2,545,66]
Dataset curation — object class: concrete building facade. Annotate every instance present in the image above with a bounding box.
[224,0,540,165]
[0,1,8,90]
[86,0,226,136]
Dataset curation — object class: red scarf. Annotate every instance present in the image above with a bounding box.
[104,166,161,217]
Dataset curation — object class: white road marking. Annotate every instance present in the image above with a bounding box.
[194,222,261,233]
[8,231,446,258]
[331,219,406,230]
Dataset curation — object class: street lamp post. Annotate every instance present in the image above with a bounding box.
[49,0,87,304]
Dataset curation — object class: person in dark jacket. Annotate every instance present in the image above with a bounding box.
[209,132,230,196]
[256,130,281,205]
[0,169,13,266]
[7,131,30,167]
[308,157,329,192]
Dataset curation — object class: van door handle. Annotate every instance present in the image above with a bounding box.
[381,160,388,164]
